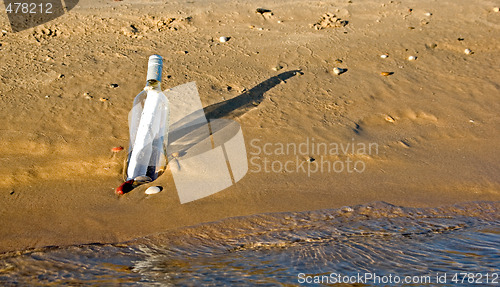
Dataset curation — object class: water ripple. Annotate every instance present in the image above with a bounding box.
[0,201,499,286]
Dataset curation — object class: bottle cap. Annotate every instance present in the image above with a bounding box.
[147,55,163,82]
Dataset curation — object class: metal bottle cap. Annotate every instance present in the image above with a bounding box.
[147,54,163,82]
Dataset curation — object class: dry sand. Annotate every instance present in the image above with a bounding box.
[0,0,499,253]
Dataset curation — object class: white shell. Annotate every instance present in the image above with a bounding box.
[493,7,499,13]
[408,55,417,61]
[424,12,432,16]
[333,67,343,75]
[145,186,161,195]
[464,48,472,55]
[380,54,388,59]
[219,36,229,43]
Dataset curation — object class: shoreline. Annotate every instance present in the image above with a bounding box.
[1,199,499,256]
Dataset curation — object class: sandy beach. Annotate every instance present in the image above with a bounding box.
[0,0,499,254]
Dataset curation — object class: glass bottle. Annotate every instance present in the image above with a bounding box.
[126,55,170,181]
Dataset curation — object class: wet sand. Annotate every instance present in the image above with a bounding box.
[1,202,499,284]
[0,0,499,253]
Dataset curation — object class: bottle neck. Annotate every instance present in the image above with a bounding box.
[145,79,161,91]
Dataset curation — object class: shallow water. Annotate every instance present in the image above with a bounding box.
[0,202,499,286]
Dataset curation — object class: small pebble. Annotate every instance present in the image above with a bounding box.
[219,36,229,43]
[341,206,353,213]
[493,7,499,13]
[145,186,161,195]
[464,48,472,55]
[424,12,432,16]
[110,83,119,88]
[111,146,124,153]
[380,54,389,58]
[99,97,108,102]
[385,115,395,122]
[272,65,283,71]
[380,72,393,76]
[427,43,437,49]
[408,55,417,61]
[333,67,344,75]
[256,8,272,15]
[116,180,134,195]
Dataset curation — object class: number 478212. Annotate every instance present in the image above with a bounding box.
[5,2,53,14]
[451,272,498,284]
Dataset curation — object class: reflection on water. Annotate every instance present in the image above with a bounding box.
[0,202,499,286]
